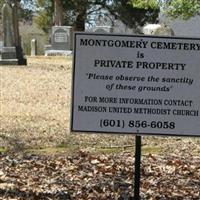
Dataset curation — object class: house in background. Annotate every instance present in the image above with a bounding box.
[164,16,200,37]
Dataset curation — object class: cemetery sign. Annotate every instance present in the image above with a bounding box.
[71,33,200,136]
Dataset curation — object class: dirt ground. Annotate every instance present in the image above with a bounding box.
[0,56,200,154]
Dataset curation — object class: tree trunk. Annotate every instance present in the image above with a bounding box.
[53,0,63,26]
[74,9,86,31]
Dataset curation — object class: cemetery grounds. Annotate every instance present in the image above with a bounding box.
[0,57,200,199]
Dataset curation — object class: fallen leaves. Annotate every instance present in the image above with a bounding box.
[142,155,200,199]
[0,151,199,199]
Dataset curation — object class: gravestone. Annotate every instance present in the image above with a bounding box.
[0,41,3,50]
[0,1,26,65]
[2,2,14,47]
[93,26,113,33]
[45,26,73,56]
[0,41,2,59]
[142,24,161,35]
[0,2,18,65]
[154,26,175,36]
[31,38,37,56]
[143,24,174,36]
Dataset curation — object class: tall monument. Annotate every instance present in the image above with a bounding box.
[0,1,26,65]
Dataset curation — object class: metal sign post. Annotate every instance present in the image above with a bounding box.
[134,135,142,200]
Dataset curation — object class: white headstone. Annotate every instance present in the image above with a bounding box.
[143,24,174,36]
[44,26,74,56]
[31,38,37,56]
[93,26,113,33]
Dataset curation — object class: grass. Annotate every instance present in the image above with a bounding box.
[25,142,81,155]
[0,144,161,155]
[29,145,161,156]
[142,146,162,154]
[26,147,69,155]
[0,147,7,153]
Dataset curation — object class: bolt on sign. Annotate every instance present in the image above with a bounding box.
[71,33,200,136]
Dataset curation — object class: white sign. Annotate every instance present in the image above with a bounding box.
[71,33,200,136]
